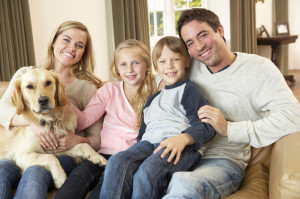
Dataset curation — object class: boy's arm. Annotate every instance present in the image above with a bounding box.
[154,81,215,164]
[181,82,216,150]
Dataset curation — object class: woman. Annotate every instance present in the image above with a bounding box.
[0,21,103,199]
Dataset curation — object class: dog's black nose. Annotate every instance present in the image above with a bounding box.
[38,96,49,106]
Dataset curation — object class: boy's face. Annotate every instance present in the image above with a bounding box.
[180,20,226,70]
[156,45,187,86]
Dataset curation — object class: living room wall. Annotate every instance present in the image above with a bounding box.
[28,0,114,81]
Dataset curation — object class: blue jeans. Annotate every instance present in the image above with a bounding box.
[163,158,244,199]
[0,159,21,199]
[0,155,77,199]
[100,141,201,199]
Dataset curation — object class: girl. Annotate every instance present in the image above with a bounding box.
[55,39,157,199]
[0,21,103,199]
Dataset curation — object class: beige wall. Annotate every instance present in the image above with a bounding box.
[28,0,114,81]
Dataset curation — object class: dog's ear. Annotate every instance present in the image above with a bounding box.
[51,71,68,106]
[11,79,25,115]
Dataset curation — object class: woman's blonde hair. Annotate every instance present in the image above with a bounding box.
[41,21,102,88]
[111,39,157,129]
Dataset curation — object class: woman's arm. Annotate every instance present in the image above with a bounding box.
[0,66,59,149]
[0,67,32,129]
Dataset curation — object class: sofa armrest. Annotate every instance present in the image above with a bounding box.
[269,131,300,199]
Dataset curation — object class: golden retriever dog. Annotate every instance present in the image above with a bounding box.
[0,68,107,188]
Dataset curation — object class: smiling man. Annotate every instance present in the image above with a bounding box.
[162,8,300,199]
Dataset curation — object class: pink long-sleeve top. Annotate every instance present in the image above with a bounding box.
[72,81,138,155]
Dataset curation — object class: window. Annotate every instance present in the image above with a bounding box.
[148,0,205,47]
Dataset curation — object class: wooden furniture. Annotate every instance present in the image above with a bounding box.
[257,35,298,83]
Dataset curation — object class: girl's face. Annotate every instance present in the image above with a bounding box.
[156,45,187,86]
[116,48,149,89]
[52,28,87,68]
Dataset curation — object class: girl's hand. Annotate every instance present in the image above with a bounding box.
[198,105,228,136]
[29,123,58,150]
[49,131,79,152]
[154,133,194,165]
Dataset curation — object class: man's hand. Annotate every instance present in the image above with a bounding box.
[154,133,194,165]
[29,123,58,149]
[198,105,228,136]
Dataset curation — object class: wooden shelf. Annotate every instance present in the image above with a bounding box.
[257,35,298,83]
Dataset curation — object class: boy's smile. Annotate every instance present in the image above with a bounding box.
[156,45,187,86]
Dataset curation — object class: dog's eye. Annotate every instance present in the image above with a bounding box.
[26,84,34,89]
[46,81,52,86]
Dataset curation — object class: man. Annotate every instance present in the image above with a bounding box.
[160,8,300,198]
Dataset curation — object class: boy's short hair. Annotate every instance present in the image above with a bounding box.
[177,8,221,41]
[152,36,190,70]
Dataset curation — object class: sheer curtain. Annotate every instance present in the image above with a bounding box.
[111,0,150,49]
[0,0,35,81]
[230,0,257,54]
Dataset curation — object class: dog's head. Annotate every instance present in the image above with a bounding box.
[11,68,68,115]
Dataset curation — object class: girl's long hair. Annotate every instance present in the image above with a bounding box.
[111,39,157,129]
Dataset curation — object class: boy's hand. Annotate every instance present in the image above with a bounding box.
[154,133,194,165]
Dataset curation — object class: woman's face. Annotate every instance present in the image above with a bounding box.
[52,28,87,68]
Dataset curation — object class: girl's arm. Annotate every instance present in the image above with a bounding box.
[71,87,106,131]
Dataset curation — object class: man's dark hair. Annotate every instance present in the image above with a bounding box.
[177,8,221,41]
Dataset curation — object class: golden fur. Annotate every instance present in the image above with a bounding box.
[0,68,107,188]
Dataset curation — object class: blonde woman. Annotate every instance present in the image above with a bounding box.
[55,39,157,199]
[0,21,103,199]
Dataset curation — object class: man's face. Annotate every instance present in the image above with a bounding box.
[180,20,226,70]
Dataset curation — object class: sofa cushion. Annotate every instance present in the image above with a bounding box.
[224,163,269,199]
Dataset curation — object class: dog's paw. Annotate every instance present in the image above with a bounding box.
[89,154,107,166]
[53,172,67,188]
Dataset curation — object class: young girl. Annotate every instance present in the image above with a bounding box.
[99,36,216,199]
[56,39,157,199]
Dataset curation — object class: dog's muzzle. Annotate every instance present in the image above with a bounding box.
[38,96,51,112]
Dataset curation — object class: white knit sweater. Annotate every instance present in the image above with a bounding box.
[187,52,300,169]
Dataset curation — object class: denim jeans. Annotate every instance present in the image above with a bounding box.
[100,140,201,199]
[0,159,21,199]
[163,158,244,199]
[55,156,109,199]
[0,155,77,199]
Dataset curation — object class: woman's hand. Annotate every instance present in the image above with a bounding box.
[48,131,80,152]
[29,123,58,149]
[198,105,228,136]
[154,133,194,165]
